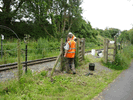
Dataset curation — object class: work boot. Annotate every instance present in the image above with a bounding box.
[73,72,76,74]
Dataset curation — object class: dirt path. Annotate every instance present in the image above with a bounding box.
[93,62,133,100]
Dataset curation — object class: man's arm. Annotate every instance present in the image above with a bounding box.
[64,50,68,57]
[64,43,69,57]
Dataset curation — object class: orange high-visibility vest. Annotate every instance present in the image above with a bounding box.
[66,40,76,58]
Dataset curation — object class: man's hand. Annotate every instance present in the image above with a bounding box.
[64,53,67,57]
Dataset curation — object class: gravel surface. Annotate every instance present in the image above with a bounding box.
[0,61,60,82]
[0,52,105,82]
[95,62,112,73]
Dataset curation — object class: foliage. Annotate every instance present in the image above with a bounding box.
[118,30,128,44]
[120,29,133,44]
[103,45,133,70]
[0,0,26,25]
[0,0,84,40]
[0,0,100,42]
[96,28,120,39]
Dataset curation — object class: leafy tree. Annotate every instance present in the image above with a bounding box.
[23,0,83,39]
[0,0,98,40]
[127,29,133,44]
[0,0,27,25]
[118,30,129,44]
[120,29,133,44]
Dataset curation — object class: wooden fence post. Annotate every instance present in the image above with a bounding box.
[81,38,84,60]
[83,38,85,60]
[78,39,82,62]
[17,39,22,81]
[75,38,79,67]
[114,36,117,61]
[104,39,108,63]
[104,39,106,63]
[60,38,63,71]
[106,39,109,63]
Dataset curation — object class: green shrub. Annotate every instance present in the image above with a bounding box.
[103,45,133,70]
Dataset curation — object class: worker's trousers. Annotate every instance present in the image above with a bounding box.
[65,58,76,73]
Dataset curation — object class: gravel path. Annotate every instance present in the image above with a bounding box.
[0,51,104,82]
[0,61,58,82]
[94,62,112,73]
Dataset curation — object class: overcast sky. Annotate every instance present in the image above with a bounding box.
[81,0,133,31]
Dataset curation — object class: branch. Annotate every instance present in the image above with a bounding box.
[14,0,25,13]
[51,51,62,78]
[67,21,73,32]
[62,10,66,33]
[65,16,74,34]
[28,0,36,13]
[41,25,54,38]
[60,16,76,38]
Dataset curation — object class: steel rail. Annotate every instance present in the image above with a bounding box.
[0,49,103,72]
[0,57,57,72]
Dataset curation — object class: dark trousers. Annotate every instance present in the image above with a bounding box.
[65,58,76,73]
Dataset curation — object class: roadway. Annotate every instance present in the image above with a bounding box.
[93,61,133,100]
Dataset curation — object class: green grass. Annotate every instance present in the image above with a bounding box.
[85,45,103,52]
[1,36,131,99]
[0,55,124,100]
[0,37,103,65]
[85,34,108,52]
[0,38,61,65]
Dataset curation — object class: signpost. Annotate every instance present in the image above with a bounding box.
[1,34,4,59]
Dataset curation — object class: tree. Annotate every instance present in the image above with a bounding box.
[0,0,27,25]
[0,0,84,39]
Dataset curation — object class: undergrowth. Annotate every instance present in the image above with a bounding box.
[102,45,133,70]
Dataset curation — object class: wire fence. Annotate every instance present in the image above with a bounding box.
[0,39,102,66]
[0,40,60,65]
[0,36,104,67]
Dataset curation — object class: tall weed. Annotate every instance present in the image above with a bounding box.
[103,45,133,70]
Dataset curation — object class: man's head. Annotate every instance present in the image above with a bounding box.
[68,32,72,35]
[67,34,73,41]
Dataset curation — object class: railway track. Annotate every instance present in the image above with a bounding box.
[0,49,103,72]
[0,57,57,72]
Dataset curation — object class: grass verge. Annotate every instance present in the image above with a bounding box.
[0,55,124,100]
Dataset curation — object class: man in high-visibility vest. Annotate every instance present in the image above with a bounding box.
[64,34,76,74]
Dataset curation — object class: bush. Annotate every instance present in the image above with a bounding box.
[102,45,133,70]
[113,54,129,70]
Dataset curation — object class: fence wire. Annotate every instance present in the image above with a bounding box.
[0,38,88,67]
